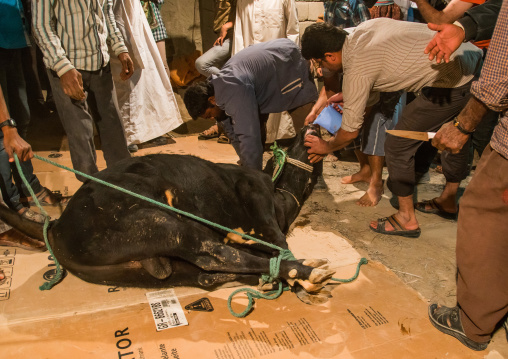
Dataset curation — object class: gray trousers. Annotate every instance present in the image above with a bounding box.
[195,38,232,77]
[386,82,472,197]
[47,65,130,181]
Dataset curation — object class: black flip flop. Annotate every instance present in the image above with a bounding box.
[415,198,457,220]
[370,215,421,238]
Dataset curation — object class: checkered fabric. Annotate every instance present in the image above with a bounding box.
[471,0,508,159]
[151,3,169,42]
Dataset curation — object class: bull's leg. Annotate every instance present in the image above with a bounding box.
[172,238,335,291]
[66,258,260,289]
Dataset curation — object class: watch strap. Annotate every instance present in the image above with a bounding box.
[453,117,475,135]
[0,119,17,129]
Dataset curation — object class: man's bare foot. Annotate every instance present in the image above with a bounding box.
[341,169,371,184]
[357,182,384,207]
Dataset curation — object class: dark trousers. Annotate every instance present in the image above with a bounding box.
[0,48,30,138]
[386,82,472,197]
[457,145,508,343]
[0,48,42,210]
[47,64,130,181]
[220,102,314,170]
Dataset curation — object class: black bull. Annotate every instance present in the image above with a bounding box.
[0,125,335,298]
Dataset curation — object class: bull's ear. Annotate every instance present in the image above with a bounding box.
[208,96,216,106]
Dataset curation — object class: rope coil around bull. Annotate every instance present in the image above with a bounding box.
[15,153,368,317]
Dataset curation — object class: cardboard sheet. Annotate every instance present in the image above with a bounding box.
[0,261,481,358]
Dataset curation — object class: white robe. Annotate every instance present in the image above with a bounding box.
[232,0,301,143]
[110,0,182,145]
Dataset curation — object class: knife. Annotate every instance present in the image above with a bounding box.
[386,130,436,141]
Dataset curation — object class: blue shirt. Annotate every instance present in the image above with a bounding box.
[211,39,318,170]
[0,0,29,49]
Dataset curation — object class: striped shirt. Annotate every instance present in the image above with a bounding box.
[472,0,508,159]
[340,18,483,132]
[32,0,128,77]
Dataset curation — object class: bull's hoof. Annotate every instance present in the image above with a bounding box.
[141,257,172,280]
[291,268,335,293]
[294,283,333,305]
[308,268,335,284]
[301,258,330,270]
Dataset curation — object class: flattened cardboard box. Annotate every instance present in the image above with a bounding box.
[0,257,481,358]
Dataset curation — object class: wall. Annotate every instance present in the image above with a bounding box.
[160,1,325,61]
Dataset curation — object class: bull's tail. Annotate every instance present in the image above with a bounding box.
[0,205,50,241]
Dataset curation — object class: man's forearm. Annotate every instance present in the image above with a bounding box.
[328,128,359,152]
[415,0,447,24]
[455,96,490,132]
[0,87,9,122]
[458,0,502,42]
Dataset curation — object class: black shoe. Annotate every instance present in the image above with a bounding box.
[127,144,138,153]
[428,304,489,351]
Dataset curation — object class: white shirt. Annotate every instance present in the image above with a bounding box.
[232,0,300,55]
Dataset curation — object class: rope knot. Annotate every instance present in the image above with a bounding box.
[270,142,287,182]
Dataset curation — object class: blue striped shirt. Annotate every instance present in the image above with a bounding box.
[32,0,128,77]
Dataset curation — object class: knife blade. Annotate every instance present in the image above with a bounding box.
[386,130,436,141]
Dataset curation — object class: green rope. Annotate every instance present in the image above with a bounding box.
[270,142,287,182]
[13,155,64,290]
[228,257,369,318]
[331,258,368,282]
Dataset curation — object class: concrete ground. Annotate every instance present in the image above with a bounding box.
[24,94,508,357]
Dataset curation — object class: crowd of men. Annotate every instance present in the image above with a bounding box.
[0,0,506,353]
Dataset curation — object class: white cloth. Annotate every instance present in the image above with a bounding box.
[110,0,182,145]
[232,0,300,55]
[232,0,301,143]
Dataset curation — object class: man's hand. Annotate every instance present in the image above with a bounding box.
[118,52,134,80]
[214,28,228,46]
[60,69,85,100]
[2,127,33,162]
[304,135,331,163]
[424,23,465,64]
[431,121,470,154]
[304,110,318,125]
[214,22,233,46]
[327,92,344,112]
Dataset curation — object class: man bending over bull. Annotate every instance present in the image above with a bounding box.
[184,38,318,170]
[301,20,482,238]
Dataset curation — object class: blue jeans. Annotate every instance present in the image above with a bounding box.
[195,38,232,77]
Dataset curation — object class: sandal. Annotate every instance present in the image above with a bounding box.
[369,215,421,238]
[198,124,219,140]
[415,198,457,220]
[428,304,489,351]
[21,187,71,207]
[18,208,48,224]
[217,133,231,144]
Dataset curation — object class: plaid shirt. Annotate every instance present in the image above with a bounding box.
[324,0,371,29]
[471,0,508,159]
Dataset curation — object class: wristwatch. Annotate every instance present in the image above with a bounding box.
[0,119,17,129]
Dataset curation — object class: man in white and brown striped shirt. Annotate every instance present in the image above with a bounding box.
[32,0,134,181]
[301,19,483,238]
